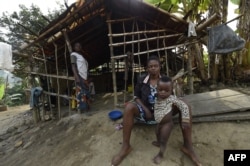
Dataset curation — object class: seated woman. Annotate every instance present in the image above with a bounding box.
[111,55,201,166]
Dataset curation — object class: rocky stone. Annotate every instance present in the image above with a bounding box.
[14,140,23,148]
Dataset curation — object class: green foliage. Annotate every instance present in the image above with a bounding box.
[145,0,211,21]
[145,0,179,13]
[0,4,64,50]
[0,3,65,80]
[0,77,4,84]
[2,84,26,106]
[230,0,240,5]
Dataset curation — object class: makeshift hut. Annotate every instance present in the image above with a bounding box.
[19,0,218,122]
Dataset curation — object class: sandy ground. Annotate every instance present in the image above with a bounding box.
[0,91,250,166]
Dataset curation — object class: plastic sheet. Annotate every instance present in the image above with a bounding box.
[207,24,245,54]
[0,42,14,71]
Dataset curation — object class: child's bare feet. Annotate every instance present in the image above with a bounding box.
[151,141,160,147]
[153,153,163,164]
[181,146,202,166]
[111,146,132,166]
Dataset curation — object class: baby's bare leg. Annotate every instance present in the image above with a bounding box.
[178,104,202,166]
[152,124,161,147]
[153,114,173,164]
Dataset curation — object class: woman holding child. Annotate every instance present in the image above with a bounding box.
[111,55,201,166]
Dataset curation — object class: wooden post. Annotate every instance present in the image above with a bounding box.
[40,47,53,118]
[62,30,72,115]
[63,30,73,53]
[136,21,141,78]
[53,42,61,119]
[32,108,39,124]
[163,37,169,76]
[196,13,221,32]
[187,45,194,94]
[107,13,118,107]
[123,21,127,104]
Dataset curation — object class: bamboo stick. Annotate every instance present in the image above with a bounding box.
[30,72,74,80]
[107,14,118,108]
[136,21,142,78]
[111,40,199,59]
[163,33,169,76]
[53,42,61,119]
[62,30,73,115]
[144,24,149,58]
[42,91,74,100]
[108,29,169,37]
[109,33,183,47]
[123,21,127,104]
[106,17,137,23]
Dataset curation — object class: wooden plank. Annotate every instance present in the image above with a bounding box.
[183,89,243,103]
[173,110,250,123]
[172,89,250,122]
[190,94,250,117]
[191,111,250,123]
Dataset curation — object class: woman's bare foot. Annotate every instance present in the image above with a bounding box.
[153,153,163,164]
[181,146,202,166]
[152,141,160,147]
[111,146,132,166]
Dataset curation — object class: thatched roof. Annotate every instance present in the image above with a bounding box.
[23,0,189,71]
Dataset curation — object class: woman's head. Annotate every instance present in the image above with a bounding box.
[157,76,172,99]
[147,55,161,76]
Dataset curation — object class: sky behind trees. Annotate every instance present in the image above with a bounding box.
[0,0,75,14]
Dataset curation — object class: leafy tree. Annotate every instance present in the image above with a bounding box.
[0,3,65,78]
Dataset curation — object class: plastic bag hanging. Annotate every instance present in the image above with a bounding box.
[207,24,245,54]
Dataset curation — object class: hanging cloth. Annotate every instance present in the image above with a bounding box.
[0,42,14,71]
[207,24,245,54]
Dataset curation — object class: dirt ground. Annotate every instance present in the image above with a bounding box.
[0,90,250,166]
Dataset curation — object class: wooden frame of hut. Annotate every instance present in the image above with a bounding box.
[19,0,217,122]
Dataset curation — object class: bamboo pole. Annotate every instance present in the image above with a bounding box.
[107,14,118,108]
[62,30,73,115]
[106,16,137,23]
[64,43,71,115]
[187,45,194,94]
[111,40,199,59]
[63,30,73,53]
[109,33,182,47]
[42,91,74,100]
[53,42,61,119]
[40,47,53,118]
[144,24,149,58]
[108,29,170,37]
[131,20,135,101]
[136,21,142,78]
[163,34,169,76]
[30,72,74,80]
[157,32,160,57]
[123,21,127,104]
[196,13,221,32]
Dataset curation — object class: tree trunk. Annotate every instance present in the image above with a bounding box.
[239,0,250,67]
[194,43,207,83]
[187,45,194,94]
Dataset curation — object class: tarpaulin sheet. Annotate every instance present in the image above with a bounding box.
[207,24,245,54]
[0,42,14,71]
